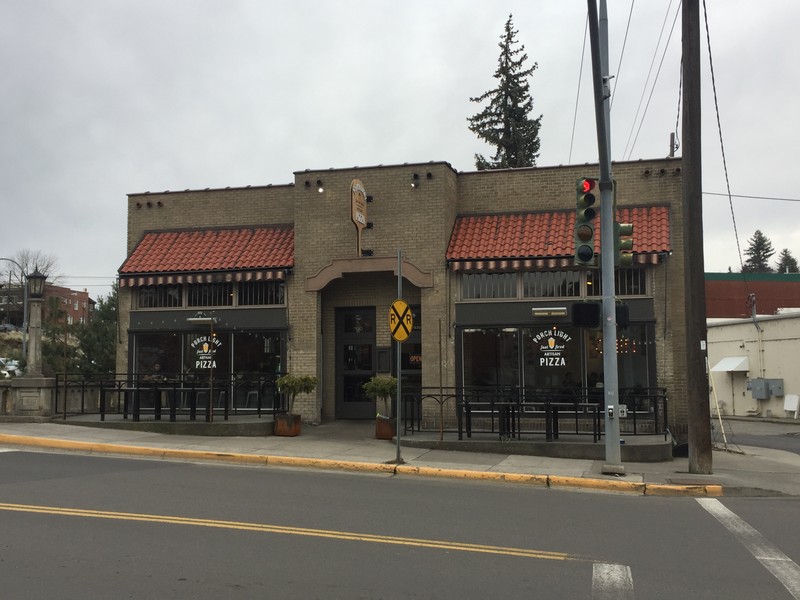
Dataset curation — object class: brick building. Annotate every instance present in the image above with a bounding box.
[706,272,800,319]
[117,157,691,432]
[45,284,95,326]
[1,283,94,328]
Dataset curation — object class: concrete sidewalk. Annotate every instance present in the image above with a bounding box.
[1,420,799,497]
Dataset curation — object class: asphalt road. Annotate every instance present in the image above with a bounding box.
[1,450,799,599]
[715,418,800,455]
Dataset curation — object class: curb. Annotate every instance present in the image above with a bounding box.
[0,434,722,497]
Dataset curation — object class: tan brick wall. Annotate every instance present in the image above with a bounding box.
[119,158,689,430]
[126,185,295,254]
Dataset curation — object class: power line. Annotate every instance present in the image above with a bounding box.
[568,13,589,164]
[610,0,635,110]
[625,1,681,160]
[673,57,682,155]
[621,0,678,160]
[702,0,743,272]
[703,192,800,203]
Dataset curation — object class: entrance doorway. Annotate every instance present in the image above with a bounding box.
[335,307,376,419]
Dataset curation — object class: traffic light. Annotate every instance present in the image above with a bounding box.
[572,301,601,328]
[574,177,598,267]
[614,221,634,267]
[572,302,628,328]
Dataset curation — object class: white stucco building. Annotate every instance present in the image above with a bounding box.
[707,311,800,419]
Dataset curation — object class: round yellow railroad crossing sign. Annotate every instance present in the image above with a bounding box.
[389,299,413,342]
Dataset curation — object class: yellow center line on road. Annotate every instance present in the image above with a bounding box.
[0,502,588,562]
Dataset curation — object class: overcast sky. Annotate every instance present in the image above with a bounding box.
[2,1,798,299]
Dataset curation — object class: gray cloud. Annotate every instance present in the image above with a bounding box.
[1,0,798,294]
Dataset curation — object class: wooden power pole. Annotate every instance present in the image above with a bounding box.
[683,0,713,473]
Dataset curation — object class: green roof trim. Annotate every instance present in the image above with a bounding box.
[705,272,800,282]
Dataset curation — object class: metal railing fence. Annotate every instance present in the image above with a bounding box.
[54,372,286,423]
[401,386,668,441]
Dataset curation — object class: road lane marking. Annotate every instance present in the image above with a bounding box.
[0,501,586,562]
[697,498,800,599]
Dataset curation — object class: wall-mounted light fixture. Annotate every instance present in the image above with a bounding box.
[643,170,651,177]
[426,172,433,180]
[304,180,311,188]
[531,306,568,318]
[411,173,420,188]
[317,179,324,193]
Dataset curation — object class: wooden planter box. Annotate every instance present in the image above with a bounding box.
[273,413,301,437]
[375,415,396,440]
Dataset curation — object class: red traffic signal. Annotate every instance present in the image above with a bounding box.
[580,178,596,194]
[575,177,599,267]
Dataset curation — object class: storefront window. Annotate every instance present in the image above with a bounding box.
[343,311,374,334]
[187,282,234,307]
[401,342,422,371]
[136,285,182,309]
[131,329,286,411]
[461,273,517,300]
[238,281,285,306]
[184,332,230,377]
[522,326,581,389]
[587,268,647,297]
[133,332,182,376]
[522,271,580,298]
[460,324,654,395]
[231,331,283,410]
[462,328,519,386]
[232,331,282,375]
[589,325,652,389]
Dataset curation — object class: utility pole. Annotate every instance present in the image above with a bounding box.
[683,0,713,473]
[587,0,623,475]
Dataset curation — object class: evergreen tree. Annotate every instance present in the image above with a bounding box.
[42,295,78,376]
[468,14,542,170]
[742,230,776,273]
[75,285,118,376]
[775,248,799,273]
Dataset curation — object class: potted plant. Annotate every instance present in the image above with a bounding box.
[274,374,318,436]
[362,375,397,440]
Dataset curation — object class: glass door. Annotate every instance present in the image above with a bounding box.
[336,308,376,419]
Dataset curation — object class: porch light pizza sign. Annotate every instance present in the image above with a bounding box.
[532,328,572,367]
[191,334,221,369]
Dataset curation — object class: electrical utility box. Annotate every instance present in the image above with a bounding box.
[749,378,784,400]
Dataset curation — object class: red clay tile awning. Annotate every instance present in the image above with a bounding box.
[446,206,670,270]
[119,226,293,287]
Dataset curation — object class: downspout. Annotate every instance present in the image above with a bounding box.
[747,293,765,378]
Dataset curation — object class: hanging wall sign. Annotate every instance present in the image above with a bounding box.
[351,179,368,255]
[190,335,221,369]
[531,328,572,367]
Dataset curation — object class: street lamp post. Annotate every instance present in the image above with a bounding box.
[25,269,47,378]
